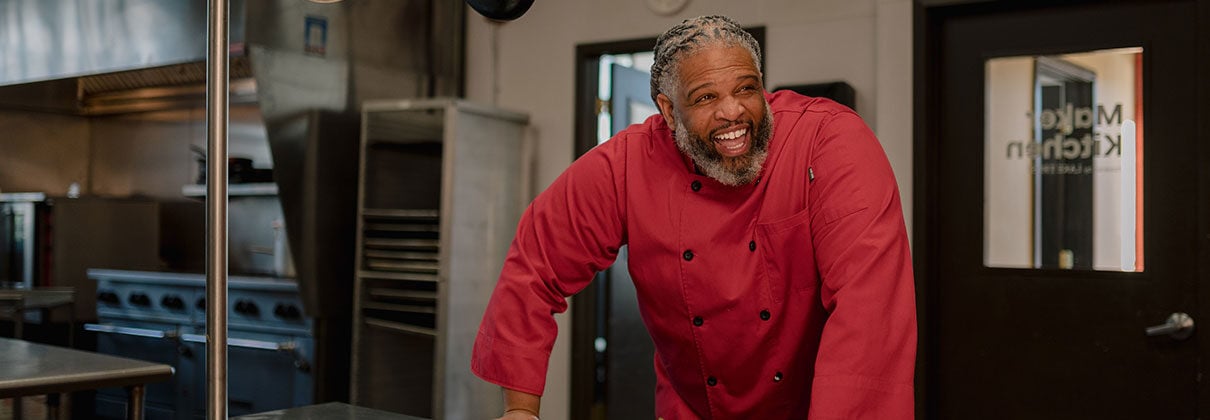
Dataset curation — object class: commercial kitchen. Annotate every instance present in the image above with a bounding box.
[4,0,1204,420]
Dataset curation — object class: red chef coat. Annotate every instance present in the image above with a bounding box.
[472,90,916,419]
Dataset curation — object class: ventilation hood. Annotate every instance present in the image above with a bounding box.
[0,0,465,116]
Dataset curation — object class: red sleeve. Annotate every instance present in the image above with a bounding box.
[806,111,917,419]
[470,135,629,396]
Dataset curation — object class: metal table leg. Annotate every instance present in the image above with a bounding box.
[126,385,145,420]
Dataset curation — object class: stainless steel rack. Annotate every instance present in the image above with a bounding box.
[350,99,528,420]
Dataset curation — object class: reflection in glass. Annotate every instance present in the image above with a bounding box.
[984,48,1143,271]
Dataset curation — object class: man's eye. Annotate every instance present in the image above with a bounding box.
[694,95,714,104]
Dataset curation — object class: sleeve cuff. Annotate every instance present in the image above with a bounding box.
[471,331,550,396]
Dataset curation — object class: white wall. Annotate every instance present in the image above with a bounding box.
[464,1,913,418]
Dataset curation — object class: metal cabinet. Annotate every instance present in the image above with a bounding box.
[350,99,527,420]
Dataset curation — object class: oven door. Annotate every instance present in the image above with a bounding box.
[86,321,192,420]
[179,329,314,417]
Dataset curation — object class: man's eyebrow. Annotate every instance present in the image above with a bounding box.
[685,82,714,101]
[684,73,762,100]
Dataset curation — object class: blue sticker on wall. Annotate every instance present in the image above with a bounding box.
[304,15,327,56]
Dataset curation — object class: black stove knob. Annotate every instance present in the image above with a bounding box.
[97,291,120,305]
[273,304,302,320]
[196,298,206,312]
[129,293,152,307]
[161,295,185,310]
[234,300,260,317]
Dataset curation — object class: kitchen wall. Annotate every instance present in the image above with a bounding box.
[90,105,273,198]
[0,104,273,198]
[463,0,913,418]
[0,104,278,275]
[0,109,90,195]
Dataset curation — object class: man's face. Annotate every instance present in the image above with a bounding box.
[656,44,772,186]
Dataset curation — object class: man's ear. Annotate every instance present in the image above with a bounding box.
[656,93,676,129]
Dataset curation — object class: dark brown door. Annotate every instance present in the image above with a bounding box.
[922,1,1203,418]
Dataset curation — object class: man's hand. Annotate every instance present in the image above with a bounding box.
[495,388,540,420]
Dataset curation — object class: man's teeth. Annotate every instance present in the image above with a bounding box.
[714,128,747,140]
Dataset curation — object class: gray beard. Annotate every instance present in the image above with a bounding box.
[673,102,773,186]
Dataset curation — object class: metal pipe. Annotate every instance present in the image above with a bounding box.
[127,385,146,420]
[205,0,229,419]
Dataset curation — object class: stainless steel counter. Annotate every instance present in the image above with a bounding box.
[0,337,173,419]
[0,288,75,340]
[233,402,428,420]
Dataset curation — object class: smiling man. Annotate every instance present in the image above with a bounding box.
[472,15,916,420]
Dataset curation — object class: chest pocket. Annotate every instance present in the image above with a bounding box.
[755,207,818,304]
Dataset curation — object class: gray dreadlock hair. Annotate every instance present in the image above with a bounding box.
[649,15,762,104]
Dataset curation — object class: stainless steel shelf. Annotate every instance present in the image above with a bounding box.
[362,250,440,262]
[368,288,437,301]
[358,271,439,283]
[365,260,439,274]
[361,302,435,314]
[361,208,440,220]
[363,223,440,233]
[362,238,439,250]
[363,317,436,337]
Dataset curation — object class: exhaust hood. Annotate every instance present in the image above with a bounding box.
[0,0,464,116]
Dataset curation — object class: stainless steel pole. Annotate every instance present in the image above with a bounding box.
[205,0,229,419]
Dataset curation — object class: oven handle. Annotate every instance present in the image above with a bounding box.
[179,333,310,372]
[84,323,178,340]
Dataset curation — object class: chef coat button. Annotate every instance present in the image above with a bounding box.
[760,310,771,321]
[691,180,702,192]
[692,316,703,327]
[683,250,694,261]
[707,376,717,386]
[749,241,756,252]
[773,371,783,382]
[754,179,760,186]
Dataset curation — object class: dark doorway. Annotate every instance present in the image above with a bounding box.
[916,1,1207,418]
[571,28,765,420]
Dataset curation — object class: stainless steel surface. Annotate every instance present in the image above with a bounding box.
[0,0,244,86]
[256,110,360,327]
[206,0,231,418]
[246,0,464,323]
[233,402,427,420]
[0,0,249,114]
[0,288,75,340]
[0,337,173,398]
[1145,312,1195,340]
[351,99,526,419]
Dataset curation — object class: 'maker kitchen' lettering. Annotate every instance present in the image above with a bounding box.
[1004,103,1128,160]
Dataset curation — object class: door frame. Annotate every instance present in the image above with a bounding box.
[913,0,1210,417]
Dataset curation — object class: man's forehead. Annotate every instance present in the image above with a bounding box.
[678,45,760,79]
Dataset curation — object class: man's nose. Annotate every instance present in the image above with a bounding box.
[714,96,743,121]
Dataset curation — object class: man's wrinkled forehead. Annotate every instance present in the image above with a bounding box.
[649,15,762,101]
